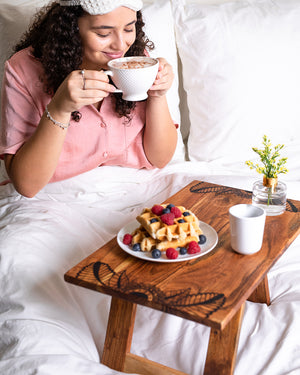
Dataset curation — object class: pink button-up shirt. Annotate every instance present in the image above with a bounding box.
[0,48,154,182]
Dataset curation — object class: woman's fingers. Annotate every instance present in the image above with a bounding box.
[78,70,116,94]
[52,70,117,113]
[148,58,174,97]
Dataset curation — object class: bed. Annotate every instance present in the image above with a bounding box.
[0,0,300,374]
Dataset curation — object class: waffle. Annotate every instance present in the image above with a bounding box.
[131,225,200,252]
[131,226,156,251]
[133,204,203,251]
[136,205,202,241]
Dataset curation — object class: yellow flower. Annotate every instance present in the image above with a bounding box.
[245,135,288,178]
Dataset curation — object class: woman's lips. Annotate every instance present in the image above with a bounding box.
[103,52,124,59]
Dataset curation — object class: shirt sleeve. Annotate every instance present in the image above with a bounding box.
[0,59,43,158]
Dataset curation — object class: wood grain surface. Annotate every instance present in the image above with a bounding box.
[65,181,300,330]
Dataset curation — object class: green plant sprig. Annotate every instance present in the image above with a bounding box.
[245,135,288,178]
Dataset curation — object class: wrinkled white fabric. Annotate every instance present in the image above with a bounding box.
[0,162,300,375]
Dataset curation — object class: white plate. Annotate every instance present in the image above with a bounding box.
[117,220,218,263]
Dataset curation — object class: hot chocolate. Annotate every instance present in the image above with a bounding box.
[106,56,159,101]
[111,60,155,69]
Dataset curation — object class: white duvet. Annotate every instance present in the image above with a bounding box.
[0,161,300,375]
[1,0,300,373]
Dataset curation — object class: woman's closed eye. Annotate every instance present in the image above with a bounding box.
[95,19,136,38]
[124,27,135,33]
[96,28,134,38]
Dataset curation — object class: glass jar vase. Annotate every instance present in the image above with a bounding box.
[252,178,287,216]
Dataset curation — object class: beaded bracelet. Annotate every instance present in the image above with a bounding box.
[45,105,70,130]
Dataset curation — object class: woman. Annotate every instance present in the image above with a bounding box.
[0,0,177,197]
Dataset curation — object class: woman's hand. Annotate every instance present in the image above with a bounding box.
[148,58,174,98]
[143,58,177,168]
[50,69,117,115]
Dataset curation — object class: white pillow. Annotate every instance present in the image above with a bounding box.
[143,0,186,162]
[173,0,300,166]
[0,1,50,93]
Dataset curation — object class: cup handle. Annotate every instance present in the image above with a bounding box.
[104,70,122,93]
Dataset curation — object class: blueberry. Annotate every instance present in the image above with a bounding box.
[198,234,207,245]
[132,243,141,251]
[178,219,185,223]
[167,204,175,209]
[162,208,171,214]
[150,218,159,223]
[152,248,161,259]
[179,247,188,255]
[183,211,191,217]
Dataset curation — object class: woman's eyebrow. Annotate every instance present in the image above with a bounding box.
[92,19,136,30]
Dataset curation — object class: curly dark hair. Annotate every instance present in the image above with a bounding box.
[13,1,154,120]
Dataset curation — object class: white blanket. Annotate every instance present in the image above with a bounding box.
[1,162,300,375]
[1,0,300,373]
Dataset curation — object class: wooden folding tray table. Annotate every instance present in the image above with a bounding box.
[65,181,300,375]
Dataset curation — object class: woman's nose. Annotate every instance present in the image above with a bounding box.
[111,34,126,50]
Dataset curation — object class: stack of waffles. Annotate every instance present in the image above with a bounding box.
[131,204,203,251]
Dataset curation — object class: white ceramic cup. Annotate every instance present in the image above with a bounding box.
[105,56,159,101]
[229,204,266,255]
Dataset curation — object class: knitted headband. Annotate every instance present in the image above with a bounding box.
[59,0,143,15]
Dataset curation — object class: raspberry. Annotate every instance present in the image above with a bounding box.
[123,233,132,245]
[151,205,164,216]
[160,212,175,225]
[166,247,178,259]
[170,206,182,218]
[187,241,201,254]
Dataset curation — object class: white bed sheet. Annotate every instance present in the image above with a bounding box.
[0,162,300,375]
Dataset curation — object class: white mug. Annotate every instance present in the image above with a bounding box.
[105,56,159,101]
[229,204,266,255]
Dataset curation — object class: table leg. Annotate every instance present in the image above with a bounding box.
[248,275,271,305]
[101,296,137,371]
[102,297,187,375]
[204,303,245,375]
